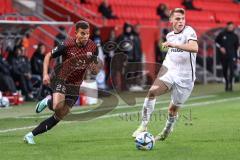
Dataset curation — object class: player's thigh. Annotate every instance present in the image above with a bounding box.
[57,96,78,119]
[52,92,72,119]
[52,92,66,110]
[148,79,169,97]
[148,65,171,97]
[171,84,193,107]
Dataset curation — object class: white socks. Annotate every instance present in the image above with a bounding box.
[163,113,178,132]
[141,98,156,128]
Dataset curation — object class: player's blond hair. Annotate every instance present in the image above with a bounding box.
[169,8,185,17]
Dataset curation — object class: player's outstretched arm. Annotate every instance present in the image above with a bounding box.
[43,52,51,85]
[162,40,198,53]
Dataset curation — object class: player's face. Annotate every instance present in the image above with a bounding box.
[75,28,90,45]
[171,12,185,33]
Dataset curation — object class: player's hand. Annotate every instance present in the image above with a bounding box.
[43,74,50,85]
[220,47,226,54]
[162,42,175,48]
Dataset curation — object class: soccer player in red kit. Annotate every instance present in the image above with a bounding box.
[24,21,101,144]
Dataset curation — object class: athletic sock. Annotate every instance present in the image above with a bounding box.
[32,115,60,136]
[163,113,178,132]
[141,98,156,128]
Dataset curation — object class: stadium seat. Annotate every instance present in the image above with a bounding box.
[186,11,215,22]
[215,12,240,24]
[51,0,240,29]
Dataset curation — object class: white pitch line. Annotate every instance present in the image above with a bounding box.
[0,125,36,133]
[97,96,240,119]
[0,121,74,133]
[13,94,217,119]
[0,95,239,134]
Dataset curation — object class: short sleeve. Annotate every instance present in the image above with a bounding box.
[51,41,66,58]
[185,26,197,42]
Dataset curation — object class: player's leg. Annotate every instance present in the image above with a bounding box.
[132,79,169,137]
[155,83,194,141]
[35,94,52,113]
[24,92,65,144]
[155,103,179,141]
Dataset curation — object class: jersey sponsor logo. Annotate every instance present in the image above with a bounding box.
[170,48,183,53]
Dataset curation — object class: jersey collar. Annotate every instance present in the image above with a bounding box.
[174,26,186,34]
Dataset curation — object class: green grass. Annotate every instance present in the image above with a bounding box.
[0,83,240,160]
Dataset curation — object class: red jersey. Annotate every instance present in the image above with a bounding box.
[51,38,98,85]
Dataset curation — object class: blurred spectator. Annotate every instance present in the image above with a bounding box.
[98,0,117,19]
[31,43,45,77]
[104,29,116,88]
[11,47,34,100]
[182,0,202,10]
[155,28,169,65]
[116,23,137,90]
[91,27,107,90]
[22,33,30,55]
[133,24,143,63]
[131,24,143,90]
[7,38,23,64]
[0,52,17,93]
[156,3,170,21]
[215,22,239,91]
[54,26,67,47]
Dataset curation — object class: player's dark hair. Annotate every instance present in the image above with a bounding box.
[75,20,90,30]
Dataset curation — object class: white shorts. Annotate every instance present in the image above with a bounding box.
[159,71,194,106]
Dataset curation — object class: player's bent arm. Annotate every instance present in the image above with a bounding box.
[90,58,104,75]
[174,40,198,53]
[43,52,52,84]
[43,52,51,76]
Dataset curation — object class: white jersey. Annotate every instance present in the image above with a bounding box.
[162,25,197,81]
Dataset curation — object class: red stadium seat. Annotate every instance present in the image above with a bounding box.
[215,12,240,23]
[50,0,240,29]
[186,11,215,22]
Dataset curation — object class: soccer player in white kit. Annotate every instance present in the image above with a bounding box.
[132,8,198,141]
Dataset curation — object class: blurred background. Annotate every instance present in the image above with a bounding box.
[0,0,240,107]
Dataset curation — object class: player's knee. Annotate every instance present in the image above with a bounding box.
[55,106,69,119]
[147,89,156,99]
[52,101,65,111]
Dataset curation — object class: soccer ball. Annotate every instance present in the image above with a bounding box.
[135,132,155,150]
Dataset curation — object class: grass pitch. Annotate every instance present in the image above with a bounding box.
[0,83,240,160]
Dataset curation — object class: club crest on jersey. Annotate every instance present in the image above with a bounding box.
[87,52,93,57]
